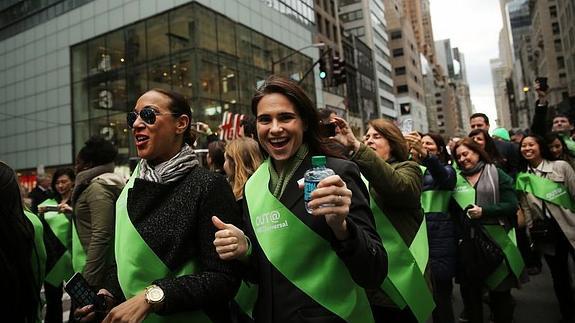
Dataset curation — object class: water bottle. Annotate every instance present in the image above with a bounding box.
[304,155,336,214]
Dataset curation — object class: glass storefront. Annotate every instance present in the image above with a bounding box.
[71,2,314,165]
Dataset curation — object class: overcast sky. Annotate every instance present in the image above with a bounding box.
[429,0,503,127]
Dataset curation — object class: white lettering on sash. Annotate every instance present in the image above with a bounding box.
[255,210,289,233]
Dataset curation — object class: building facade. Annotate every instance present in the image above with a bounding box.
[384,0,427,132]
[339,0,397,120]
[0,0,318,172]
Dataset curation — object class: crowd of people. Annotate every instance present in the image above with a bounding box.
[1,76,574,323]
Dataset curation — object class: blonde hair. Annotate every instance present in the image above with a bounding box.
[225,137,263,200]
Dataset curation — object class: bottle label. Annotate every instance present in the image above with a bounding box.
[304,180,319,202]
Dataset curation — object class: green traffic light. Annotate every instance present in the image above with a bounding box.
[319,71,327,79]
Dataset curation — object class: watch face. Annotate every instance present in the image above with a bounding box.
[147,287,164,302]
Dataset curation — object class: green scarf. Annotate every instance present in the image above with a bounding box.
[269,144,309,198]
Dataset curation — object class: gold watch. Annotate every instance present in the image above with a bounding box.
[144,285,165,307]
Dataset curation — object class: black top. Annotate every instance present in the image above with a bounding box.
[243,155,387,322]
[105,166,242,322]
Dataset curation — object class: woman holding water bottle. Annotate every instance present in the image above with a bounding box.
[331,117,433,323]
[212,75,386,322]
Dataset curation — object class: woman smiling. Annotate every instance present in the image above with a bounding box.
[213,76,386,322]
[76,88,242,323]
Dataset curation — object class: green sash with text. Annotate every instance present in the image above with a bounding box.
[515,172,575,212]
[453,174,524,289]
[115,165,211,323]
[245,160,374,323]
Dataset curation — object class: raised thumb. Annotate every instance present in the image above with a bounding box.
[212,216,228,230]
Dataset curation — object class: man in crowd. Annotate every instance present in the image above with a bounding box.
[469,113,519,178]
[29,173,52,214]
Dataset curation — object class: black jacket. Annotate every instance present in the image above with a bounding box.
[242,156,387,322]
[421,155,457,281]
[29,186,52,214]
[105,166,242,322]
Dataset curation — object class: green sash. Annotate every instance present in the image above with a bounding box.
[515,172,575,212]
[71,217,86,274]
[115,165,211,323]
[39,199,74,286]
[560,133,575,155]
[420,166,452,213]
[453,174,525,289]
[245,160,374,323]
[24,210,47,323]
[361,175,434,323]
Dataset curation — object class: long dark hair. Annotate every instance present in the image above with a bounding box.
[0,162,40,322]
[367,118,409,161]
[469,128,503,164]
[51,168,75,203]
[518,134,555,172]
[544,133,573,158]
[422,132,450,164]
[149,88,195,146]
[251,75,340,157]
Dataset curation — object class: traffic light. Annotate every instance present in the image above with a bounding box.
[331,56,346,86]
[319,56,328,80]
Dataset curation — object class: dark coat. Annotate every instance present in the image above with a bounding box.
[105,166,242,322]
[242,155,387,323]
[421,155,457,281]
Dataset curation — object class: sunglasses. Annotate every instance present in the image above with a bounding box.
[127,106,181,128]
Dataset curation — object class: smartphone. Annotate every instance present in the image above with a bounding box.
[318,122,336,137]
[64,272,105,310]
[535,77,549,92]
[43,205,60,212]
[400,119,414,135]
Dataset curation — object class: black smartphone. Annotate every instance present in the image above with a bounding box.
[64,272,105,310]
[319,122,336,137]
[535,77,548,92]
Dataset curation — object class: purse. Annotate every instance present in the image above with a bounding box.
[529,217,556,244]
[460,219,505,281]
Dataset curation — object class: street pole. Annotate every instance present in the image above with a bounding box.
[271,42,326,74]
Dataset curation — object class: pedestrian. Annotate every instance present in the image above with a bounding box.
[38,168,76,323]
[406,132,457,323]
[207,140,227,176]
[71,136,124,291]
[0,161,46,322]
[452,138,523,323]
[75,88,242,322]
[223,137,263,203]
[29,172,53,214]
[516,134,575,323]
[545,133,575,171]
[213,75,386,322]
[332,117,434,323]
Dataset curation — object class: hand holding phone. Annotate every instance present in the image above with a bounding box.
[64,273,106,310]
[43,205,60,212]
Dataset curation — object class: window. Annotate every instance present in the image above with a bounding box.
[550,5,557,18]
[380,97,394,109]
[397,85,408,93]
[340,9,363,22]
[391,30,402,39]
[554,38,562,51]
[392,48,404,57]
[438,114,444,119]
[436,99,442,104]
[558,56,565,69]
[552,22,560,35]
[395,67,406,75]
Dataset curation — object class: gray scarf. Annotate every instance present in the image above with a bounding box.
[139,144,199,184]
[475,163,500,207]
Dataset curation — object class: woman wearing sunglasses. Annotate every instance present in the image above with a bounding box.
[75,88,242,322]
[213,76,386,322]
